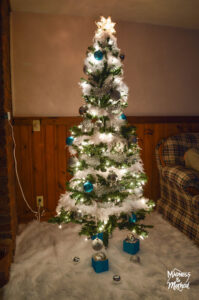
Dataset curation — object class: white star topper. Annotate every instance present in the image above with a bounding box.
[96,16,116,35]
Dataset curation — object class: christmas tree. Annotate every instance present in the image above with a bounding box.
[49,17,154,247]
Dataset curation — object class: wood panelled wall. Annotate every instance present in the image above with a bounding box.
[14,116,199,223]
[0,0,17,287]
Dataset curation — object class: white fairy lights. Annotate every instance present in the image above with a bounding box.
[53,16,154,244]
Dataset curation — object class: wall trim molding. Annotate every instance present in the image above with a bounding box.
[14,115,199,125]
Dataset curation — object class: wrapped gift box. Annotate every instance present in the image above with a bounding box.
[123,237,140,255]
[91,252,109,273]
[91,232,103,241]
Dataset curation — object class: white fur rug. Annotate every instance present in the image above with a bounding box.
[2,212,199,300]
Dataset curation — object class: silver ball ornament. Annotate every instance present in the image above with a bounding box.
[92,238,103,251]
[113,274,121,283]
[95,120,103,128]
[107,173,117,182]
[110,89,121,100]
[79,106,88,115]
[73,256,80,264]
[120,54,125,61]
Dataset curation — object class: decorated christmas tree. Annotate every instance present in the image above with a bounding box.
[50,17,154,250]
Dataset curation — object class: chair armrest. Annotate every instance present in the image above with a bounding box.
[162,165,199,190]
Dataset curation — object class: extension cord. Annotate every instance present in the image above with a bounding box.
[8,114,43,221]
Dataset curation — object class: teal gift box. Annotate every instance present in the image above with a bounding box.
[92,252,109,273]
[91,232,103,241]
[123,238,140,255]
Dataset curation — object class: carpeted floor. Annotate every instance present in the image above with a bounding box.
[2,212,199,300]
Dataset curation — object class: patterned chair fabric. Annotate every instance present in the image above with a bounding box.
[162,165,199,190]
[156,132,199,246]
[161,133,199,166]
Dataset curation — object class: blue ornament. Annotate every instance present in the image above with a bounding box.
[119,113,127,120]
[94,50,103,61]
[84,181,94,193]
[129,213,137,223]
[66,136,74,145]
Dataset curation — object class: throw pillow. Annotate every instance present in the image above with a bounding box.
[184,148,199,172]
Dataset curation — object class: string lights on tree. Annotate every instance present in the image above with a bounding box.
[49,16,154,272]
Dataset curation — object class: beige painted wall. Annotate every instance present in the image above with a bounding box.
[11,12,199,116]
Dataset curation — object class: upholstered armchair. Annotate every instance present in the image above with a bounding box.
[156,133,199,245]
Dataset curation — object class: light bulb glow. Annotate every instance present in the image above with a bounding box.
[96,16,116,35]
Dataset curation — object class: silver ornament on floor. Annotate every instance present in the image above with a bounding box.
[113,274,121,283]
[130,255,141,264]
[73,256,80,264]
[92,238,103,251]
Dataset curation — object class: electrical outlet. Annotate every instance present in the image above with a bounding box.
[36,196,44,207]
[7,112,11,120]
[33,120,40,132]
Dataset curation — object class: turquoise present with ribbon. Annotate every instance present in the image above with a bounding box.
[92,252,109,273]
[123,237,140,255]
[91,232,103,241]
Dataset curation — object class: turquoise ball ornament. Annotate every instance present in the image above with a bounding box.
[119,113,127,120]
[129,213,137,223]
[83,181,94,193]
[94,50,103,61]
[66,136,74,146]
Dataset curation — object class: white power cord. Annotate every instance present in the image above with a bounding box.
[8,118,43,221]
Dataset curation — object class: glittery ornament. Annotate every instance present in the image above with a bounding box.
[79,106,88,115]
[92,251,107,261]
[68,157,76,166]
[129,213,137,223]
[127,233,136,241]
[82,120,92,132]
[94,50,103,61]
[83,181,94,193]
[130,255,141,264]
[113,275,121,282]
[108,104,121,114]
[73,256,80,263]
[66,136,74,145]
[95,120,103,128]
[107,173,117,182]
[120,54,125,61]
[92,238,104,251]
[119,113,127,120]
[93,84,111,97]
[128,135,137,144]
[110,89,121,100]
